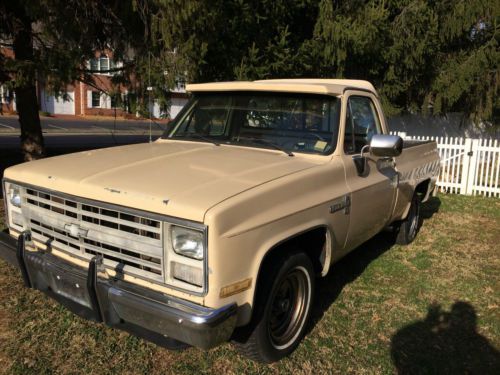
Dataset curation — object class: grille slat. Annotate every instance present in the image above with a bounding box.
[23,187,165,283]
[80,211,161,234]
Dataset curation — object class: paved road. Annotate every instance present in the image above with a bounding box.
[0,115,167,134]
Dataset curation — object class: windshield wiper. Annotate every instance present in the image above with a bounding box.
[236,136,294,157]
[175,133,220,146]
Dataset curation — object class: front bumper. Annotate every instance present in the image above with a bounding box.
[0,230,237,350]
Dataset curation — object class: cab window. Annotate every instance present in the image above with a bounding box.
[168,92,341,155]
[175,95,231,136]
[344,96,381,154]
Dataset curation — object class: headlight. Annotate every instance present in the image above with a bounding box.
[9,187,21,208]
[3,181,25,231]
[171,226,204,260]
[166,223,207,294]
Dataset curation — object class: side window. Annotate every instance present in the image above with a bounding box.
[344,96,381,154]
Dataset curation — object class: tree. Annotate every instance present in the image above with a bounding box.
[1,0,497,159]
[0,0,146,160]
[429,0,499,123]
[145,0,318,82]
[303,0,499,123]
[1,2,45,160]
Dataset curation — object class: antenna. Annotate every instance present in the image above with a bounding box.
[148,52,152,143]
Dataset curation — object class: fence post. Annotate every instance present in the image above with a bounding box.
[460,138,472,194]
[466,139,480,195]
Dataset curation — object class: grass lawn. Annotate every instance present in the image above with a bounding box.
[0,194,498,374]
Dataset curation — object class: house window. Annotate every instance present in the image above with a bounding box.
[90,58,99,71]
[88,54,115,74]
[99,56,110,72]
[91,92,101,107]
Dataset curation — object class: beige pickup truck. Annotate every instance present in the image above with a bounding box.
[1,79,440,362]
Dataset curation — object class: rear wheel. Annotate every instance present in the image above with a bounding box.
[395,193,421,245]
[234,252,315,363]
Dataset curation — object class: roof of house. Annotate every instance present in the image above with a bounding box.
[186,79,377,96]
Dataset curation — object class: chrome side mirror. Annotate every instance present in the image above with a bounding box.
[353,134,403,177]
[369,134,403,157]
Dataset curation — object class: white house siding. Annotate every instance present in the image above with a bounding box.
[148,100,162,119]
[170,97,188,120]
[41,90,75,115]
[0,85,16,111]
[148,97,188,120]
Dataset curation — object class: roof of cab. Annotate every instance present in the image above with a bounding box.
[186,79,377,96]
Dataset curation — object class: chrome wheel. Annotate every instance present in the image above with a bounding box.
[268,266,311,350]
[233,252,315,363]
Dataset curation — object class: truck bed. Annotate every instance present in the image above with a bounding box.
[402,139,434,149]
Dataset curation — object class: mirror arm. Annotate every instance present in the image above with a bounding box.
[353,144,371,177]
[359,144,370,156]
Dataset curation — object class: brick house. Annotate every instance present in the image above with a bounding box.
[1,48,189,120]
[0,46,16,114]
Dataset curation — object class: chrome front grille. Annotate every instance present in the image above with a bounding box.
[23,188,164,283]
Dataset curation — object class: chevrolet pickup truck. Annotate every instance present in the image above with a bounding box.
[1,79,440,363]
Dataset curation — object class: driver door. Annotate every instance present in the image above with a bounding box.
[342,92,398,250]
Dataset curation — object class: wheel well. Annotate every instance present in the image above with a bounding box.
[243,227,326,324]
[234,228,326,338]
[266,227,326,273]
[415,179,431,200]
[255,227,326,293]
[415,179,430,195]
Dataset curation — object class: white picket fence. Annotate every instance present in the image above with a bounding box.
[391,132,500,197]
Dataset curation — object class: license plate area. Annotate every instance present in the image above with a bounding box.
[46,272,91,308]
[24,252,92,309]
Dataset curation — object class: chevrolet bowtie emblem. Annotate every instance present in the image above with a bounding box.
[64,223,89,238]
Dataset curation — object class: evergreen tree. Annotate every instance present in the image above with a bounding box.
[148,0,318,82]
[304,0,499,123]
[0,0,146,160]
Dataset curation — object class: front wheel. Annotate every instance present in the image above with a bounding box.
[234,252,315,363]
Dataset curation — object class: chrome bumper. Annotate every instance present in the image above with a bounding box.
[0,230,237,350]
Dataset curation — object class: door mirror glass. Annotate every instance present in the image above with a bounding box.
[369,134,403,157]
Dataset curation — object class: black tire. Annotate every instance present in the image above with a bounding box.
[234,251,315,363]
[395,193,421,245]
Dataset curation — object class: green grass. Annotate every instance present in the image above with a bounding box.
[0,194,499,374]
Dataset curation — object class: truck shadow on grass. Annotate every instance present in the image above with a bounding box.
[390,301,500,374]
[306,196,442,338]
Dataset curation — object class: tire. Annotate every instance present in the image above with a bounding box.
[234,251,315,363]
[395,193,421,245]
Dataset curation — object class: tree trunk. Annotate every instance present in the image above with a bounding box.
[12,12,45,161]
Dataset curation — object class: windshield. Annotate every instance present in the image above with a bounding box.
[164,92,341,155]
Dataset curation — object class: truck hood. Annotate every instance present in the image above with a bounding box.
[4,140,323,222]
